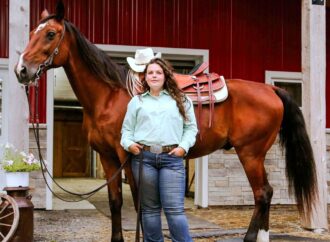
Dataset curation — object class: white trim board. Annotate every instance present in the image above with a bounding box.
[0,58,9,68]
[265,71,302,83]
[96,44,209,63]
[46,70,54,210]
[0,59,8,191]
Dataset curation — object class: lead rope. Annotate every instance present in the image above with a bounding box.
[135,153,144,242]
[28,82,142,241]
[25,84,129,202]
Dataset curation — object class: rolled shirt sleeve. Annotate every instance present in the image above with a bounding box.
[120,97,138,151]
[178,97,198,153]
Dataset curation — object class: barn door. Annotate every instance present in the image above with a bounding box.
[53,108,91,177]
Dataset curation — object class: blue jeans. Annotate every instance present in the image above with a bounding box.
[132,150,192,242]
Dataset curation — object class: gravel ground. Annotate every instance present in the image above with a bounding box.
[31,179,330,241]
[33,205,330,241]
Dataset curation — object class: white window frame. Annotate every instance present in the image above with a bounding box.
[265,70,303,110]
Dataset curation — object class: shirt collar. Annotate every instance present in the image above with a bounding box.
[141,89,169,97]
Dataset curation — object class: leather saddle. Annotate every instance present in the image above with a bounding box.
[174,62,225,102]
[174,62,227,128]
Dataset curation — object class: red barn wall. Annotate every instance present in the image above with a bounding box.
[1,0,328,126]
[327,8,330,128]
[0,0,9,57]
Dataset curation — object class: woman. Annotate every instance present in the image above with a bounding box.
[121,58,198,242]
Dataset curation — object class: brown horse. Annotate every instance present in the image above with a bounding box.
[15,2,317,242]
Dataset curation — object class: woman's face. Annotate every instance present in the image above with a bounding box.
[145,63,165,95]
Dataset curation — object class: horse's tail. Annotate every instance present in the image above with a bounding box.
[275,88,317,216]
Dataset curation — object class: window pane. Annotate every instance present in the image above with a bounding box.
[274,81,302,107]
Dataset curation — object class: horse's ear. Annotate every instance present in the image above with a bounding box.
[41,9,49,19]
[55,0,65,21]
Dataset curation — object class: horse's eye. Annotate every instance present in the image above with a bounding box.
[47,31,56,40]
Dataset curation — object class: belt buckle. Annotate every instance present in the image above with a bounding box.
[150,144,162,154]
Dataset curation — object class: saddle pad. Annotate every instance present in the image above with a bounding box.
[188,76,228,104]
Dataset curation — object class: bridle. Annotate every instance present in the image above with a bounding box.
[34,21,66,83]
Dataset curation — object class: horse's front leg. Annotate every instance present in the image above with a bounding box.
[237,149,273,242]
[100,155,124,242]
[117,149,138,211]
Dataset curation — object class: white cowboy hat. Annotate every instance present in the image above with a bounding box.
[127,48,162,73]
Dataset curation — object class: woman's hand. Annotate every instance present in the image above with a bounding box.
[128,143,143,155]
[168,147,186,157]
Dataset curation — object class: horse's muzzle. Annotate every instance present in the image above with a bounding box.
[15,64,32,85]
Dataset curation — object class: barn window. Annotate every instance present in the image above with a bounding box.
[265,71,302,108]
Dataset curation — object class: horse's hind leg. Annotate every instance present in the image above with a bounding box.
[101,156,124,242]
[237,150,273,242]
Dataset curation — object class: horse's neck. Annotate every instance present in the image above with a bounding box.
[63,55,115,114]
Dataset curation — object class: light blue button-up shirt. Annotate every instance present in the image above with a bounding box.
[121,90,198,153]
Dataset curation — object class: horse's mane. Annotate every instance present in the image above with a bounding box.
[65,21,127,88]
[41,15,127,88]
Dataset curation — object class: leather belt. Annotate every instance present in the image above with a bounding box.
[142,144,178,154]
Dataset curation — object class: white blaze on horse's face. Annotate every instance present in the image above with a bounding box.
[16,53,25,74]
[34,22,48,33]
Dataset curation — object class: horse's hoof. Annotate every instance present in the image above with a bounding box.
[111,238,124,242]
[244,234,257,242]
[111,234,124,242]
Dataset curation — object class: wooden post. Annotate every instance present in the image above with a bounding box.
[301,0,328,230]
[1,0,30,190]
[194,156,208,207]
[6,0,30,148]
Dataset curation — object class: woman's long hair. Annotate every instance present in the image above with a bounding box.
[142,58,189,121]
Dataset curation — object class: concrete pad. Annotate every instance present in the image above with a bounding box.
[52,197,96,210]
[90,200,220,231]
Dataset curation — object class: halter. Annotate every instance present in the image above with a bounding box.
[34,22,66,84]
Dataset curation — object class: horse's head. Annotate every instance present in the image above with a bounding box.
[15,1,68,85]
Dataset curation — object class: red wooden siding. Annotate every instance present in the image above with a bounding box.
[327,8,330,128]
[29,0,301,80]
[0,0,9,57]
[1,0,328,126]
